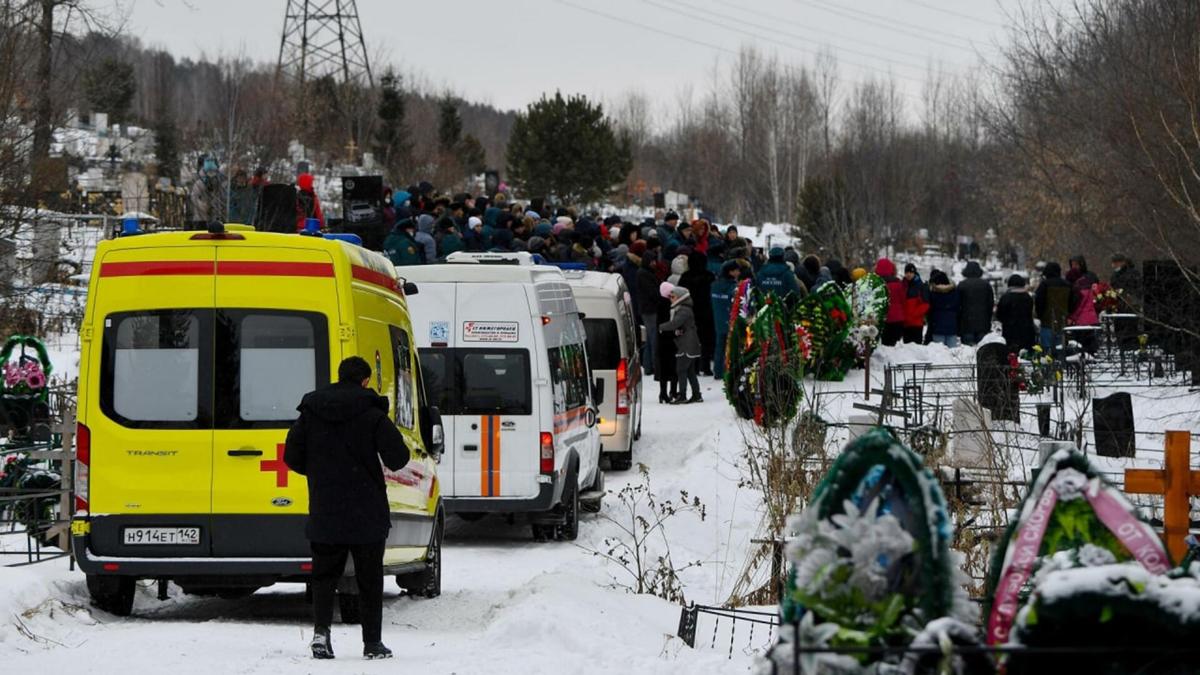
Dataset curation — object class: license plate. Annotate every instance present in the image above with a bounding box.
[123,527,201,546]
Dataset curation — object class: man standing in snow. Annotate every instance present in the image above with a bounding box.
[284,356,410,660]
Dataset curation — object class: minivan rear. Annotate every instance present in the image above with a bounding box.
[564,271,642,471]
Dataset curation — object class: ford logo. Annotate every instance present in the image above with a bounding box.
[271,497,293,507]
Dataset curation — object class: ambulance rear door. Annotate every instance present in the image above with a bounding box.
[208,246,337,557]
[86,247,216,558]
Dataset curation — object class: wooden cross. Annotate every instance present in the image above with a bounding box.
[1124,430,1199,561]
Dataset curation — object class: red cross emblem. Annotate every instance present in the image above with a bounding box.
[260,443,292,487]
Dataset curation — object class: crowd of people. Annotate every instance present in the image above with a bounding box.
[374,184,1146,402]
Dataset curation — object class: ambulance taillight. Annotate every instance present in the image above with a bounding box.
[616,358,630,415]
[75,422,90,514]
[539,432,555,474]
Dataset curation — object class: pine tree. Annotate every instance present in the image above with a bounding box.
[82,57,137,124]
[437,98,463,153]
[372,69,413,184]
[153,109,180,184]
[506,92,632,205]
[458,133,486,175]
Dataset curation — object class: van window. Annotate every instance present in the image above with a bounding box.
[582,318,621,370]
[418,348,531,415]
[236,313,322,423]
[548,343,589,411]
[214,310,329,429]
[390,326,415,428]
[101,310,210,428]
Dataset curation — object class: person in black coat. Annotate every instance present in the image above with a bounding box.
[957,260,994,345]
[636,251,663,375]
[1034,261,1080,351]
[679,251,716,376]
[654,285,678,403]
[996,274,1037,352]
[284,356,410,660]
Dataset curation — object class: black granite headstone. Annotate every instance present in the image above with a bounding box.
[1093,392,1135,458]
[977,342,1020,423]
[257,183,298,233]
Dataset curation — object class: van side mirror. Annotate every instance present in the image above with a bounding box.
[422,405,445,457]
[592,378,606,405]
[403,281,419,296]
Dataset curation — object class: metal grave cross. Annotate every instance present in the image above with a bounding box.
[1124,430,1199,561]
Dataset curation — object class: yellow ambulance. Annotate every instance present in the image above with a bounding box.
[71,223,444,618]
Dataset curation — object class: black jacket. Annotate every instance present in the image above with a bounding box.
[284,382,410,545]
[996,288,1037,351]
[636,262,662,318]
[1034,263,1079,331]
[957,261,994,336]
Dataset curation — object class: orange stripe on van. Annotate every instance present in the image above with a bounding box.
[553,406,589,435]
[492,415,502,496]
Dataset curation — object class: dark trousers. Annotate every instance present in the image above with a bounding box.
[902,325,924,344]
[311,541,385,643]
[676,355,700,399]
[882,322,904,347]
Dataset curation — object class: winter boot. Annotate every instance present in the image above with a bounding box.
[687,394,703,404]
[311,627,334,659]
[363,642,393,660]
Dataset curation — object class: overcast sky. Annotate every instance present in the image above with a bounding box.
[125,0,1043,116]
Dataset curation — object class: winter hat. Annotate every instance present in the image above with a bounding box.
[468,216,483,229]
[534,222,553,237]
[555,215,573,228]
[930,270,951,286]
[669,286,690,303]
[659,281,675,299]
[392,190,411,209]
[768,246,785,261]
[525,210,541,221]
[297,173,315,191]
[552,221,567,236]
[1007,274,1027,288]
[664,211,680,223]
[630,240,647,257]
[851,267,868,281]
[904,262,918,274]
[528,236,547,253]
[874,258,896,278]
[414,213,433,234]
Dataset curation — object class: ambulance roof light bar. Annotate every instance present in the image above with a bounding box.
[445,251,534,266]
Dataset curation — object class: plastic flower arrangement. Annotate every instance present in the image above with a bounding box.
[1016,346,1056,395]
[1091,282,1122,314]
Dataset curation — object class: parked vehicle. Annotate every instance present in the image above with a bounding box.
[402,252,604,540]
[563,270,643,471]
[72,224,444,617]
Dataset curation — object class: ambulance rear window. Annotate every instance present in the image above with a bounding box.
[101,310,209,427]
[417,348,531,416]
[582,318,620,370]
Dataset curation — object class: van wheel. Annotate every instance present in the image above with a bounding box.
[87,575,135,617]
[338,591,361,624]
[397,509,443,599]
[556,478,580,542]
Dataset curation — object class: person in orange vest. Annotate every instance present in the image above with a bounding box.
[295,173,325,231]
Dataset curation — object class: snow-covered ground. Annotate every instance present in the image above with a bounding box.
[1,378,766,673]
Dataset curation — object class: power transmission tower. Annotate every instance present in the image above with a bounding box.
[276,0,374,155]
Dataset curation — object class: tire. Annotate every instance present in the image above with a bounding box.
[556,475,580,542]
[87,575,135,617]
[396,509,443,599]
[337,591,361,624]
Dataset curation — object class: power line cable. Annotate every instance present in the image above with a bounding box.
[898,0,1006,29]
[789,0,991,53]
[726,0,967,67]
[555,0,738,56]
[663,0,957,74]
[643,0,928,94]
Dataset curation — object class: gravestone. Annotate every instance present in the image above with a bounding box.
[257,183,298,233]
[1036,403,1053,438]
[846,414,878,441]
[29,219,63,284]
[1093,392,1135,458]
[976,342,1019,423]
[950,397,991,468]
[1037,440,1077,467]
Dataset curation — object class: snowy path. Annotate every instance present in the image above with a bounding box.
[1,378,761,673]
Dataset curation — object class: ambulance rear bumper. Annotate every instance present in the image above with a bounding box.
[73,536,315,578]
[443,475,562,514]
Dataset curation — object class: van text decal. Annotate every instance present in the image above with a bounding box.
[462,321,519,343]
